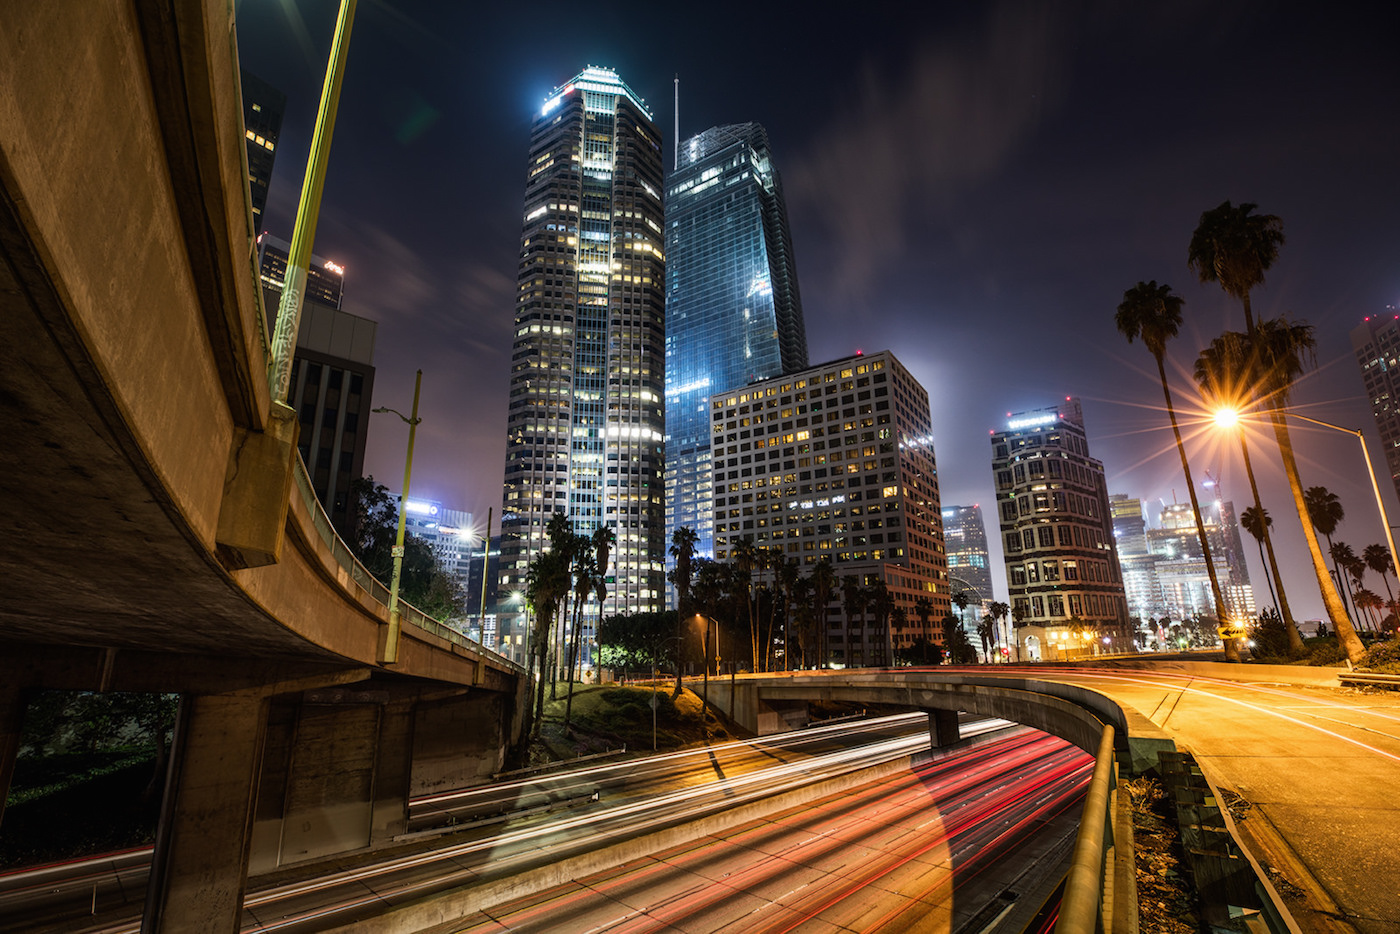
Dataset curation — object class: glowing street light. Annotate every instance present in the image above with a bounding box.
[1214,405,1400,613]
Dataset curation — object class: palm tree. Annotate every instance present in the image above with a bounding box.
[1353,588,1383,632]
[732,538,762,673]
[777,555,800,671]
[1118,280,1233,658]
[952,590,971,629]
[976,614,994,662]
[914,596,934,644]
[1188,204,1359,661]
[1239,506,1279,614]
[1305,486,1353,619]
[840,575,865,668]
[1253,318,1364,660]
[791,575,814,669]
[562,535,597,735]
[810,558,836,669]
[1187,200,1284,333]
[867,579,894,667]
[1010,604,1027,661]
[524,546,568,733]
[1332,543,1365,632]
[669,527,698,698]
[1196,335,1303,655]
[989,601,1011,661]
[1363,543,1396,602]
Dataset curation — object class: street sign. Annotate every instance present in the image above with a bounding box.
[1217,625,1248,641]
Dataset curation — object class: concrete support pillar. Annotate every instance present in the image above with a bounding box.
[928,708,960,748]
[0,686,25,828]
[410,690,508,795]
[370,700,415,845]
[144,691,268,934]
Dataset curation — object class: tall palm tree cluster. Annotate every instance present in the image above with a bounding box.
[522,511,614,737]
[1116,201,1372,663]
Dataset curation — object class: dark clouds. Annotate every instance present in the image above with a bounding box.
[236,0,1400,618]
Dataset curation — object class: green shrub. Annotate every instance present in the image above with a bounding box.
[1306,640,1346,666]
[1360,636,1400,673]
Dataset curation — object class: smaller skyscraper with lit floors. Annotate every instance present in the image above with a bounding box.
[1352,311,1400,504]
[710,350,948,665]
[990,398,1127,658]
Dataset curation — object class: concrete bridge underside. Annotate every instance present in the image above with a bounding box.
[0,4,525,931]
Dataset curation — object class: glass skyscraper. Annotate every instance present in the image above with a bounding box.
[497,67,666,664]
[664,123,808,564]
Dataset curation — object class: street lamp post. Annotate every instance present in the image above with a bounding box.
[1215,405,1394,652]
[1281,412,1400,594]
[373,369,422,665]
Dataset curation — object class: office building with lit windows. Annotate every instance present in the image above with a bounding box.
[942,504,993,605]
[710,351,949,666]
[664,123,808,569]
[497,67,666,664]
[1352,312,1400,504]
[991,398,1127,655]
[240,70,284,232]
[258,237,372,542]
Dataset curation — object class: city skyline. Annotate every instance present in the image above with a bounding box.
[234,2,1400,620]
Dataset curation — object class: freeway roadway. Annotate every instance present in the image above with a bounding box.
[448,729,1090,934]
[1,714,1011,933]
[981,662,1400,934]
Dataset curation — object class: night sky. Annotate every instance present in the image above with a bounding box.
[235,0,1400,620]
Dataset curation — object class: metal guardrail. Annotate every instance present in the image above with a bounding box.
[1339,671,1400,688]
[289,457,524,673]
[1057,724,1117,934]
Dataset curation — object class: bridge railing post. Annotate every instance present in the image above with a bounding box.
[1057,724,1117,934]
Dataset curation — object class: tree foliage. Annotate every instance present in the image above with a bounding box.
[349,476,466,622]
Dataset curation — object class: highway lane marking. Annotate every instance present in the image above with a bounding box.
[1062,672,1400,764]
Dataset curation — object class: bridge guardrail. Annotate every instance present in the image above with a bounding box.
[290,455,524,673]
[1057,724,1117,934]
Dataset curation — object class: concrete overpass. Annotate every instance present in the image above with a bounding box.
[0,3,525,931]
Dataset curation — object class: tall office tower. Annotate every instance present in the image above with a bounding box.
[497,67,666,665]
[711,351,949,666]
[1148,500,1255,621]
[1352,312,1400,503]
[258,236,373,541]
[240,70,285,232]
[991,399,1128,653]
[942,504,993,605]
[665,123,808,567]
[1110,494,1165,622]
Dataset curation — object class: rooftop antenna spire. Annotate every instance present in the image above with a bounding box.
[673,74,679,171]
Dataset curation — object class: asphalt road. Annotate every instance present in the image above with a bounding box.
[1,715,1002,933]
[446,730,1090,933]
[1008,663,1400,934]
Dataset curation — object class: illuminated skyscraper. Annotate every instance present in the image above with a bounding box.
[497,67,666,664]
[239,70,284,233]
[942,504,993,606]
[1352,311,1400,503]
[990,398,1128,653]
[710,351,948,665]
[665,123,808,569]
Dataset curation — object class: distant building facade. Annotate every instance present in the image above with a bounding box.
[942,504,994,605]
[991,398,1128,653]
[710,351,949,665]
[1352,312,1400,504]
[239,70,284,232]
[259,236,371,541]
[1111,493,1256,633]
[259,233,346,310]
[664,123,808,570]
[496,67,667,665]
